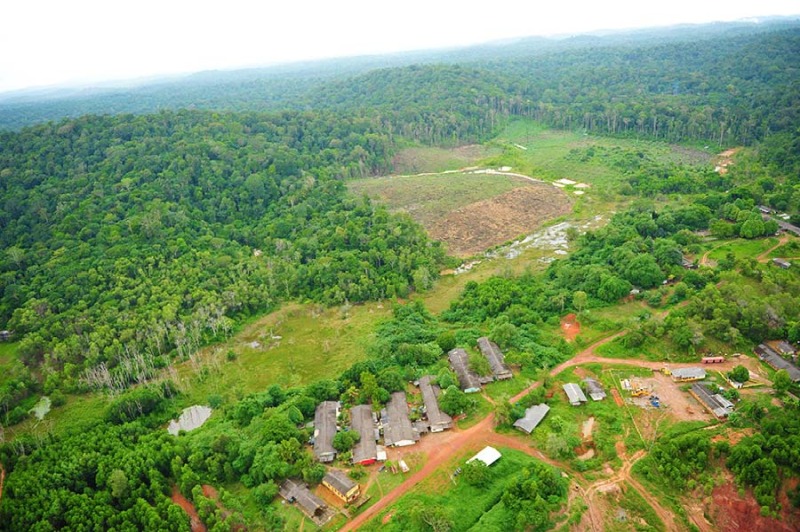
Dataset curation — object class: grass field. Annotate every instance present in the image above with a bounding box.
[348,172,533,226]
[0,341,19,386]
[707,237,779,262]
[360,447,567,531]
[175,301,393,405]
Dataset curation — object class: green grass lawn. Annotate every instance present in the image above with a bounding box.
[360,447,567,532]
[0,341,20,386]
[707,237,779,262]
[177,301,392,405]
[767,238,800,259]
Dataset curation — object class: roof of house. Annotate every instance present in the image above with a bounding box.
[776,341,796,355]
[513,403,550,434]
[418,375,453,429]
[323,469,357,495]
[583,377,607,401]
[755,344,800,381]
[476,337,512,379]
[563,383,588,404]
[467,446,502,467]
[313,401,339,460]
[448,348,482,392]
[671,367,706,380]
[383,392,419,446]
[279,479,326,516]
[350,404,377,464]
[691,383,735,418]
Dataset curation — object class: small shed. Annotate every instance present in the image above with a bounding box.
[513,404,550,434]
[563,383,588,406]
[582,378,606,401]
[322,469,360,503]
[773,258,792,269]
[467,446,501,467]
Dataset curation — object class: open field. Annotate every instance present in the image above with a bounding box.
[390,144,499,174]
[349,171,572,257]
[359,447,566,531]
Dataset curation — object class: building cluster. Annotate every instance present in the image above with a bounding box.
[755,342,800,382]
[448,337,513,393]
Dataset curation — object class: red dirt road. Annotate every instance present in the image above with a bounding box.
[342,414,497,531]
[171,485,206,532]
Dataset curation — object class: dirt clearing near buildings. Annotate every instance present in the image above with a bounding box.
[348,171,571,257]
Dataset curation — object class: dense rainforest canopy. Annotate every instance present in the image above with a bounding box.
[0,110,446,391]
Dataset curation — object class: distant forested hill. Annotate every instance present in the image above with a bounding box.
[0,110,445,391]
[1,19,798,148]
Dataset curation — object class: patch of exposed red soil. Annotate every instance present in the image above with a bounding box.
[560,313,580,342]
[428,184,571,257]
[171,486,206,532]
[709,475,800,532]
[382,512,394,524]
[0,462,5,504]
[610,387,624,407]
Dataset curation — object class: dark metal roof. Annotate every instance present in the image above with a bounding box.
[448,348,482,392]
[690,383,735,418]
[583,377,606,401]
[477,337,512,380]
[383,392,419,446]
[279,479,326,516]
[755,344,800,381]
[418,375,453,430]
[313,401,338,461]
[350,405,377,464]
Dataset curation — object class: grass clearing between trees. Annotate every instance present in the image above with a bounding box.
[360,447,566,531]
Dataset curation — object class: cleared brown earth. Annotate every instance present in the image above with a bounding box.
[429,184,571,256]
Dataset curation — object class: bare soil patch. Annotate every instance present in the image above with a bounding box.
[171,486,206,532]
[709,473,800,532]
[638,373,713,423]
[429,185,572,257]
[560,313,580,342]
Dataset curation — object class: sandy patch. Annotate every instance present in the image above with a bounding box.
[168,405,213,435]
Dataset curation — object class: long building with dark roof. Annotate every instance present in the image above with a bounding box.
[313,401,339,463]
[477,337,513,380]
[279,479,327,519]
[689,383,735,419]
[418,375,453,432]
[350,404,378,465]
[755,344,800,381]
[448,348,482,393]
[382,392,419,447]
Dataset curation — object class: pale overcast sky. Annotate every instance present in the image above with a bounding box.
[1,0,798,93]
